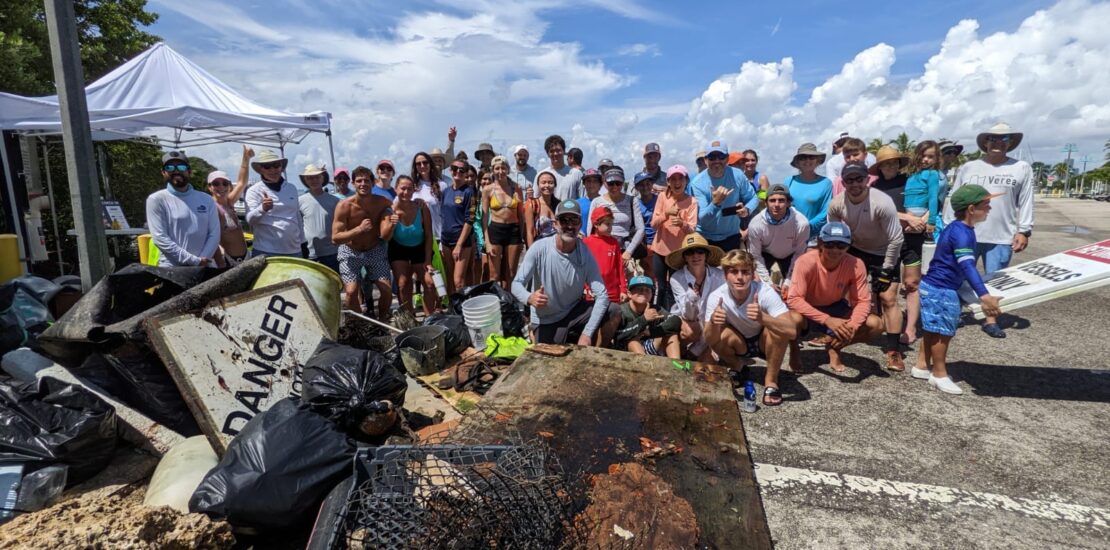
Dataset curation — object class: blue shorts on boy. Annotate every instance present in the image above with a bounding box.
[920,220,991,336]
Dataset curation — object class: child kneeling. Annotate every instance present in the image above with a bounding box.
[612,276,682,358]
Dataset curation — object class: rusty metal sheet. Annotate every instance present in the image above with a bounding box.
[456,345,773,549]
[145,279,329,455]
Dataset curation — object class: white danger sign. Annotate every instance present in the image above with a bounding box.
[146,280,329,454]
[970,239,1110,318]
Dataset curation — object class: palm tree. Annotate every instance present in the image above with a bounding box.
[866,138,884,154]
[1031,161,1048,188]
[892,132,916,155]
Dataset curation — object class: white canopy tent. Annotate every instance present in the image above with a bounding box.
[0,42,334,152]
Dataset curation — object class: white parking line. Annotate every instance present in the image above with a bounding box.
[754,463,1110,529]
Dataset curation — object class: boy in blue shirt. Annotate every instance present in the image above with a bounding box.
[914,185,1003,394]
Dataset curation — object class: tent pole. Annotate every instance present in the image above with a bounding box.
[280,143,287,181]
[326,131,336,173]
[42,141,64,275]
[0,132,29,276]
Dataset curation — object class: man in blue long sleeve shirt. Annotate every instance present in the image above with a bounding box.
[689,140,760,251]
[145,151,220,267]
[512,200,616,345]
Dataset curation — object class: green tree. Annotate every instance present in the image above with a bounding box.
[866,138,884,154]
[1031,161,1048,188]
[1,0,161,275]
[892,132,916,155]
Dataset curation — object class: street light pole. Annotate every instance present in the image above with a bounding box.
[1078,155,1093,195]
[1062,143,1078,196]
[43,0,110,290]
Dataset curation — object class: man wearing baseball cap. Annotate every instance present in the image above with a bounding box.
[942,122,1033,338]
[509,144,537,195]
[511,199,615,346]
[915,184,1003,394]
[746,184,810,298]
[786,222,884,374]
[636,142,666,192]
[827,160,906,371]
[145,150,221,266]
[689,139,760,252]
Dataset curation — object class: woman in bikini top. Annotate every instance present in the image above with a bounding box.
[206,145,253,265]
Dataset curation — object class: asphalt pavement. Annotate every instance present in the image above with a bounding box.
[744,197,1110,549]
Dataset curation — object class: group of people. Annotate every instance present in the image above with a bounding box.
[145,121,1035,404]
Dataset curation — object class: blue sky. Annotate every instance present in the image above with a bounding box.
[145,0,1107,183]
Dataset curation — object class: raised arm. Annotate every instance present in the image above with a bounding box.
[228,145,253,205]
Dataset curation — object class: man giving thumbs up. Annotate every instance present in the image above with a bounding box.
[703,249,797,406]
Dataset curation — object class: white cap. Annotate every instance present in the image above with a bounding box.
[512,144,528,154]
[206,170,230,184]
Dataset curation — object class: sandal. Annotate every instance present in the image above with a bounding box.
[762,387,783,406]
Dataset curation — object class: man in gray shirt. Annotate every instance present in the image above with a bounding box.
[544,134,584,201]
[509,144,537,196]
[942,122,1034,338]
[512,200,615,345]
[298,164,340,272]
[827,160,906,371]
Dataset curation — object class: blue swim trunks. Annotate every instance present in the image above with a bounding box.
[919,280,960,337]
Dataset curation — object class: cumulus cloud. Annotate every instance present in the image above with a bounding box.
[151,0,1108,186]
[616,43,661,57]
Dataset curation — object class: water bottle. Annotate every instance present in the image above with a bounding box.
[431,268,447,296]
[742,381,757,413]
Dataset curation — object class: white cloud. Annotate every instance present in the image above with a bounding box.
[616,43,661,57]
[152,0,1109,187]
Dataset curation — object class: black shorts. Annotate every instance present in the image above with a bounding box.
[535,300,616,345]
[804,300,853,336]
[740,330,763,359]
[388,241,426,264]
[848,246,901,283]
[761,252,792,279]
[441,231,474,250]
[488,222,522,246]
[900,233,925,267]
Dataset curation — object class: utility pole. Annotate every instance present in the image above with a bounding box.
[44,0,110,290]
[1078,154,1093,195]
[1062,143,1078,196]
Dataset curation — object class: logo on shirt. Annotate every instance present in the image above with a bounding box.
[454,196,463,205]
[196,205,208,213]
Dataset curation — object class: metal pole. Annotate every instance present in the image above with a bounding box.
[1062,143,1077,196]
[326,130,337,174]
[42,142,64,275]
[44,0,110,290]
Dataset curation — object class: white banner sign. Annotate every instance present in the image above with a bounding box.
[971,239,1110,318]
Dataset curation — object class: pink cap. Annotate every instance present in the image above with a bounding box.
[206,170,230,184]
[333,167,350,178]
[377,159,394,170]
[665,164,688,179]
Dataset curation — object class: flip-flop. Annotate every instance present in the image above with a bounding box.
[762,386,783,406]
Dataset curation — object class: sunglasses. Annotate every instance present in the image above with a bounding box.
[606,180,623,186]
[450,165,465,172]
[208,180,230,187]
[683,248,707,257]
[822,241,849,250]
[986,136,1011,143]
[415,160,430,167]
[258,162,282,170]
[557,215,581,226]
[942,150,959,156]
[844,176,867,184]
[164,163,189,172]
[706,153,727,161]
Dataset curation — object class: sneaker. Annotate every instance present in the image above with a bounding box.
[910,367,930,380]
[982,323,1006,338]
[928,375,963,395]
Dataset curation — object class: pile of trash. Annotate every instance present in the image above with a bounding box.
[0,259,535,547]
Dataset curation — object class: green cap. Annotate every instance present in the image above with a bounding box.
[950,184,1003,211]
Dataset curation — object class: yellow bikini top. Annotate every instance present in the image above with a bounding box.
[489,185,520,211]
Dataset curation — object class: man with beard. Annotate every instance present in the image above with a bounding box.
[245,149,305,258]
[512,200,614,346]
[333,165,394,317]
[636,142,666,192]
[145,150,220,266]
[509,144,537,196]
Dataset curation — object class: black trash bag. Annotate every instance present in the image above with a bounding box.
[301,340,407,434]
[0,283,53,356]
[75,344,200,436]
[422,313,471,357]
[0,377,117,486]
[449,281,526,337]
[189,398,355,529]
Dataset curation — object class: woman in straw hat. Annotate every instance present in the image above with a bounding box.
[784,143,833,242]
[666,233,726,360]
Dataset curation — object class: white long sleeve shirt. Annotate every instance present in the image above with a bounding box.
[145,185,220,266]
[245,180,304,255]
[746,207,810,285]
[668,266,727,321]
[943,158,1034,245]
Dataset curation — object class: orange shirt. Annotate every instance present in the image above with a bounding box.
[786,249,871,327]
[650,192,697,256]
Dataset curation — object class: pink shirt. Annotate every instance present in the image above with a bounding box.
[786,249,872,328]
[649,192,697,256]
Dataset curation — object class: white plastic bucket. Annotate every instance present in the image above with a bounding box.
[462,295,502,351]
